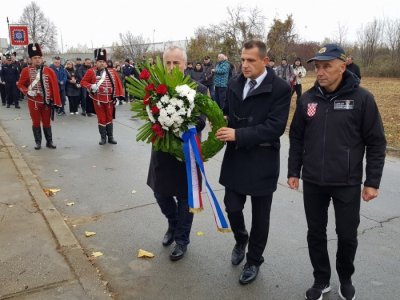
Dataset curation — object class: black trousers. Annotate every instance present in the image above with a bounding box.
[68,95,80,113]
[224,188,273,266]
[0,84,6,104]
[5,82,18,107]
[303,181,361,285]
[291,83,302,101]
[154,193,193,246]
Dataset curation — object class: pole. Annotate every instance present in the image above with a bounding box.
[7,17,12,51]
[153,29,155,54]
[60,32,64,54]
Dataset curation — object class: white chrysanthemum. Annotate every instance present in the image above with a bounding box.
[160,95,170,103]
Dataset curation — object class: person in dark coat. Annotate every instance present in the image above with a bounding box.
[76,58,95,116]
[190,62,205,83]
[147,46,206,262]
[288,44,386,300]
[216,40,291,285]
[346,55,361,80]
[65,61,81,114]
[202,56,215,99]
[1,54,20,108]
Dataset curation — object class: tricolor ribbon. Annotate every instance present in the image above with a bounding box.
[182,126,230,232]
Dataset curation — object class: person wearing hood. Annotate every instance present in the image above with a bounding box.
[287,44,386,300]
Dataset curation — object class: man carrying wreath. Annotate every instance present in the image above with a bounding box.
[147,46,207,261]
[80,49,124,145]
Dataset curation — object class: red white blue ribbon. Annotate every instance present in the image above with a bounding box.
[182,127,230,232]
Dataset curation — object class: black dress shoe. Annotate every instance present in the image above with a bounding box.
[15,106,21,109]
[162,230,174,246]
[239,263,260,285]
[231,242,247,265]
[169,244,187,261]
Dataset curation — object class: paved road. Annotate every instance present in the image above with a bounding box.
[1,102,399,300]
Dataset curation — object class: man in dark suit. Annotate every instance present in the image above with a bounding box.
[216,40,291,284]
[147,46,207,261]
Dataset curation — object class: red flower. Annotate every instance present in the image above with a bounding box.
[139,69,151,81]
[151,105,160,114]
[145,83,155,92]
[143,93,151,105]
[156,84,168,95]
[152,123,165,137]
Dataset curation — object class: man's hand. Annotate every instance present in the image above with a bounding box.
[90,84,98,93]
[27,90,37,97]
[216,127,235,142]
[362,186,379,202]
[287,177,300,190]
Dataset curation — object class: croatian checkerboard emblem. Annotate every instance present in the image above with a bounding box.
[307,103,318,117]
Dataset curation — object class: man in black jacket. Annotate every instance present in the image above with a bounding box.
[346,56,361,80]
[147,46,206,262]
[288,44,386,300]
[1,54,20,108]
[216,40,291,285]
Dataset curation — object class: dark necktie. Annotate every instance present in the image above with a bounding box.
[245,79,257,99]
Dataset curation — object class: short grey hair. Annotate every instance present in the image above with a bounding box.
[163,46,187,63]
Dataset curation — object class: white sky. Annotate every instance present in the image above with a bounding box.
[1,0,399,50]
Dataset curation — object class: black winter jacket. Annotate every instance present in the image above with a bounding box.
[219,68,291,196]
[288,70,386,188]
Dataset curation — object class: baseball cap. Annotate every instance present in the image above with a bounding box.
[307,44,347,63]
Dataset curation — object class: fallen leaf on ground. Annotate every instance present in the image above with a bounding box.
[8,205,14,208]
[14,117,21,120]
[43,188,61,196]
[137,249,155,258]
[54,169,58,172]
[85,231,96,237]
[131,189,137,194]
[196,231,204,236]
[66,202,75,206]
[91,251,103,258]
[21,145,27,148]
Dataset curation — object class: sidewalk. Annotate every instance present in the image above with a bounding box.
[0,125,110,300]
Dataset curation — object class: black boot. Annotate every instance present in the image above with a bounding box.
[43,127,56,149]
[98,125,107,145]
[106,123,117,144]
[32,126,42,150]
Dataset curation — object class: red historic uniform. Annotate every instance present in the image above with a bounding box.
[80,67,124,126]
[18,42,60,150]
[18,66,61,127]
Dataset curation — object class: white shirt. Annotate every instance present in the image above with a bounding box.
[242,68,268,100]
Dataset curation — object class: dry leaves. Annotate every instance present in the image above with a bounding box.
[43,188,61,196]
[196,231,204,236]
[137,249,155,258]
[85,231,96,237]
[91,251,103,258]
[66,202,75,206]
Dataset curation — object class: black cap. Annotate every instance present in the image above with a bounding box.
[76,57,82,61]
[307,44,346,63]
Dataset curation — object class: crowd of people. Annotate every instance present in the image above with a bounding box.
[1,41,377,300]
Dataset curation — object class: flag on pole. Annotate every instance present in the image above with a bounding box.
[9,25,29,46]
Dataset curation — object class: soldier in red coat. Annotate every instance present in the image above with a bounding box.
[80,49,124,145]
[17,43,61,150]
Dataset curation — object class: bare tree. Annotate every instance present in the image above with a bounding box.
[267,15,297,60]
[119,32,149,60]
[19,1,58,52]
[358,19,383,67]
[335,22,348,46]
[385,18,400,63]
[216,6,266,61]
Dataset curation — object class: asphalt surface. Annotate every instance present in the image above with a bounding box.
[1,101,399,300]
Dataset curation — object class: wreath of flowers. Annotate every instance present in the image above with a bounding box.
[126,57,226,161]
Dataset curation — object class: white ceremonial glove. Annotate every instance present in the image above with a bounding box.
[76,83,81,88]
[90,84,98,93]
[27,90,37,97]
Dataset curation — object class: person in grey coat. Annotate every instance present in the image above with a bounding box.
[216,40,291,285]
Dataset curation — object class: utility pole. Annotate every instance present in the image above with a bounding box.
[60,32,64,54]
[6,17,12,51]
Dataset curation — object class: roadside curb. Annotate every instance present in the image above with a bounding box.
[0,124,111,300]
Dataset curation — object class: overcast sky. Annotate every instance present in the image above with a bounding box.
[1,0,399,51]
